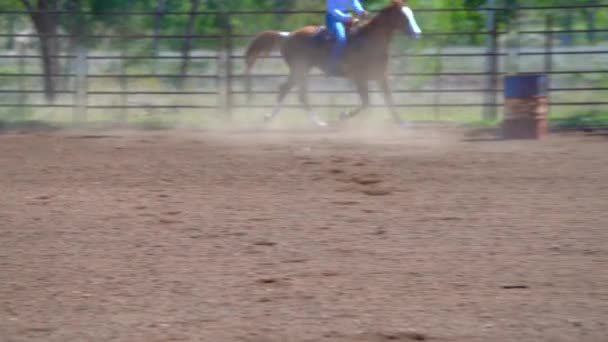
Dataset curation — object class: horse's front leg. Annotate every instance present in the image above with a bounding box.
[296,69,327,127]
[377,75,407,127]
[340,78,369,120]
[265,73,295,123]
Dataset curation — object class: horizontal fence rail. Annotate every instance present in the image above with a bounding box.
[1,4,607,124]
[3,4,608,16]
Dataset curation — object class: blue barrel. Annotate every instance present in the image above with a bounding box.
[503,73,549,140]
[504,73,547,98]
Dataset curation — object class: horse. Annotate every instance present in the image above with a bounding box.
[244,0,422,127]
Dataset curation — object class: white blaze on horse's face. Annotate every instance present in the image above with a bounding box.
[402,6,422,39]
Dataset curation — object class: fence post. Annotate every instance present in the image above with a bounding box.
[483,5,499,121]
[151,0,166,74]
[17,44,26,119]
[70,4,88,125]
[73,46,88,123]
[119,26,128,124]
[117,0,134,125]
[544,14,553,115]
[433,38,443,121]
[224,13,234,119]
[179,0,200,90]
[506,6,521,75]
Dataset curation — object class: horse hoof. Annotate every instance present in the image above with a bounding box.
[315,120,329,127]
[308,113,328,127]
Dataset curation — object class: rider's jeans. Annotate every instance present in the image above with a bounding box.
[325,13,347,70]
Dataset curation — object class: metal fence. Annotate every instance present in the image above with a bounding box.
[1,4,608,124]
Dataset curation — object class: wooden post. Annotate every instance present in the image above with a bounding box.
[179,0,200,89]
[70,2,87,124]
[73,46,88,123]
[504,4,520,76]
[118,13,130,123]
[151,0,166,74]
[224,13,234,119]
[483,2,498,121]
[433,39,443,121]
[17,44,27,119]
[119,33,128,124]
[544,14,553,116]
[215,32,223,117]
[118,0,134,125]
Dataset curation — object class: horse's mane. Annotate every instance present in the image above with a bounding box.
[357,0,405,36]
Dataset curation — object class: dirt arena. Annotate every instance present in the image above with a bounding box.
[1,127,607,342]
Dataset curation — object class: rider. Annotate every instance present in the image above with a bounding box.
[326,0,368,76]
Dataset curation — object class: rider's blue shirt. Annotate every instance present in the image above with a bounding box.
[327,0,365,22]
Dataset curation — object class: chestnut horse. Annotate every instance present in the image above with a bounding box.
[244,0,421,127]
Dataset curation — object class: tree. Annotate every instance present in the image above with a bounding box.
[178,0,201,88]
[152,0,166,60]
[20,0,61,102]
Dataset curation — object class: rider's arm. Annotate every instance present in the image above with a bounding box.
[327,0,353,22]
[352,0,366,15]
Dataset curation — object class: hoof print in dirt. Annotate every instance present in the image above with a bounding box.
[333,200,360,206]
[249,217,272,222]
[352,175,383,185]
[358,331,428,341]
[300,160,322,166]
[253,241,277,247]
[257,278,278,284]
[256,277,290,286]
[500,284,529,290]
[159,218,183,224]
[362,188,393,196]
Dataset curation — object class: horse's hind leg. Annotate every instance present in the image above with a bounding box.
[377,76,407,127]
[265,73,295,123]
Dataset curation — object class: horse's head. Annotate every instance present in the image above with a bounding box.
[382,0,422,39]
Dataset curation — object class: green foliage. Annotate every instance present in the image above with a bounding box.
[1,0,607,52]
[552,110,608,130]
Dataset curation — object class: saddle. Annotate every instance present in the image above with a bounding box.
[311,19,363,77]
[312,19,361,47]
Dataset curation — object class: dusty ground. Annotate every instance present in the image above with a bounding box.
[0,127,607,342]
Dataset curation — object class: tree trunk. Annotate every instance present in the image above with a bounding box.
[22,0,61,102]
[63,0,84,91]
[151,0,166,74]
[152,0,166,58]
[179,0,200,88]
[6,16,16,50]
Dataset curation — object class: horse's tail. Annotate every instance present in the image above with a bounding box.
[245,30,287,102]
